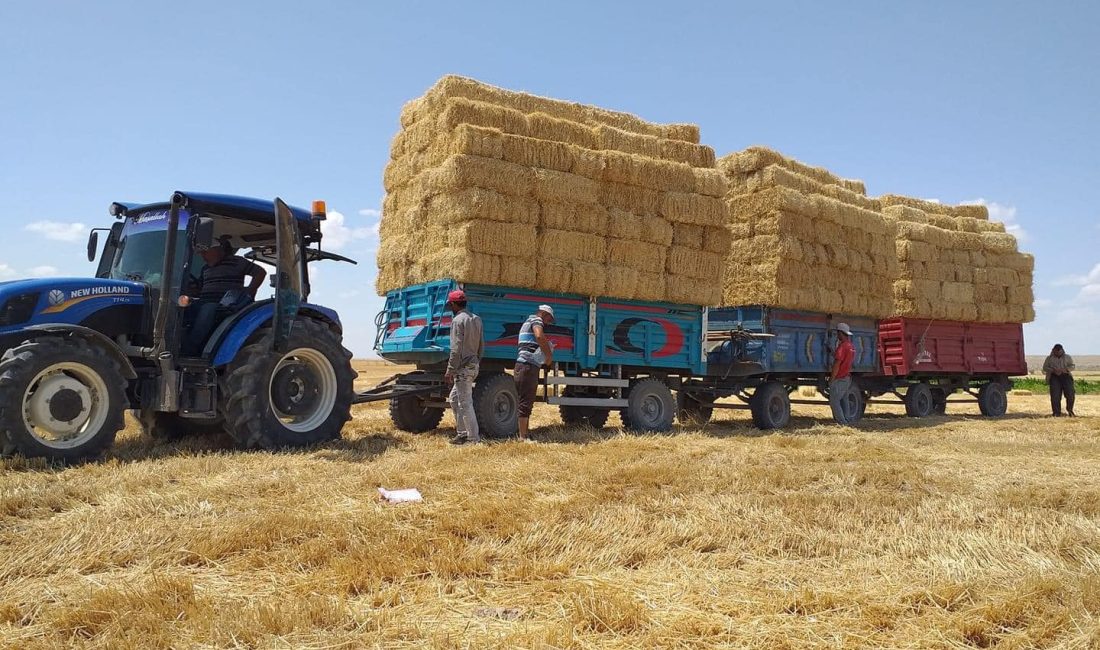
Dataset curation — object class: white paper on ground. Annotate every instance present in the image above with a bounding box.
[378,487,423,504]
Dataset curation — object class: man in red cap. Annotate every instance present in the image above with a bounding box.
[445,289,483,445]
[828,322,857,424]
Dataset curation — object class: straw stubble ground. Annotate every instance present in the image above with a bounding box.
[1,362,1098,648]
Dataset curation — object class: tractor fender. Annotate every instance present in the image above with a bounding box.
[20,324,138,379]
[209,302,342,367]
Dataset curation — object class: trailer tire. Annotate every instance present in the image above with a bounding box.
[978,382,1008,417]
[559,405,610,429]
[931,389,948,415]
[0,337,127,463]
[842,386,865,424]
[389,394,444,433]
[750,381,791,430]
[473,372,519,439]
[621,378,675,433]
[677,392,713,426]
[221,319,355,450]
[904,383,935,418]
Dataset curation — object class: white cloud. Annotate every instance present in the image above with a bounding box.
[961,198,1027,242]
[27,265,60,277]
[24,221,87,242]
[320,209,379,251]
[0,264,16,279]
[358,208,381,219]
[1051,262,1100,303]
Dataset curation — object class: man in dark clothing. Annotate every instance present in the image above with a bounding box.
[183,241,266,356]
[1042,344,1076,417]
[514,304,555,442]
[828,323,857,425]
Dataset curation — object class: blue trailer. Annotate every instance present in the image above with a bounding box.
[372,279,707,436]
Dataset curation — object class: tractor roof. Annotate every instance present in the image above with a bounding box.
[112,192,317,230]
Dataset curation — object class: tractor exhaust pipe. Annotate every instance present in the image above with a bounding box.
[150,192,184,411]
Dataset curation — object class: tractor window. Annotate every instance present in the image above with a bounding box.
[108,231,190,290]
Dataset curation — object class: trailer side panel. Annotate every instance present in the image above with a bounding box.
[877,318,1026,376]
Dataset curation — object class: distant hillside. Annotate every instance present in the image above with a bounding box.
[1026,354,1100,373]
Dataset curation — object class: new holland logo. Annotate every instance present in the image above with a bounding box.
[47,289,66,306]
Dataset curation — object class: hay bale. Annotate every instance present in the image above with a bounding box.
[599,182,660,216]
[672,224,705,249]
[533,169,600,205]
[539,228,606,264]
[498,255,538,289]
[727,165,881,212]
[667,246,722,280]
[607,238,666,270]
[424,154,534,198]
[692,168,729,197]
[501,132,575,173]
[980,232,1019,254]
[605,266,639,299]
[607,209,673,246]
[416,248,501,286]
[568,261,606,296]
[428,188,539,225]
[659,192,726,227]
[540,201,609,234]
[448,220,537,257]
[667,274,721,305]
[719,147,865,194]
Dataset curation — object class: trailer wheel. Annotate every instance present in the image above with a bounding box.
[559,405,610,429]
[389,394,444,432]
[904,383,935,418]
[978,382,1008,417]
[750,381,790,430]
[677,392,713,426]
[0,337,127,462]
[931,389,948,415]
[473,372,519,439]
[842,386,865,424]
[621,378,675,433]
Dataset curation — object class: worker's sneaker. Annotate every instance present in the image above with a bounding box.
[450,434,480,446]
[1068,410,1076,417]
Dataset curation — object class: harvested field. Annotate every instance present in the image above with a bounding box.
[377,76,729,305]
[1,360,1098,648]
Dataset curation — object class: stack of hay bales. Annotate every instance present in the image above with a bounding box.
[376,75,730,305]
[880,195,1035,323]
[717,147,898,318]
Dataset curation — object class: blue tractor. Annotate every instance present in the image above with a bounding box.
[0,192,358,462]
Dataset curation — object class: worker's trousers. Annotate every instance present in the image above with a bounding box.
[829,376,854,425]
[450,365,480,442]
[1049,373,1075,416]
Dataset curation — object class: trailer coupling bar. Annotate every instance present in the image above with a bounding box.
[352,383,437,405]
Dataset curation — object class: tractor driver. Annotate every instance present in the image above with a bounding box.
[182,239,267,356]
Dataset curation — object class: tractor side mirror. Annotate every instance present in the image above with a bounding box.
[86,231,99,262]
[193,217,216,250]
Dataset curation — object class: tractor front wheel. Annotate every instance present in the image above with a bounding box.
[0,337,127,462]
[221,319,355,449]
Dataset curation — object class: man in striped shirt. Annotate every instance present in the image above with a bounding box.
[514,305,555,442]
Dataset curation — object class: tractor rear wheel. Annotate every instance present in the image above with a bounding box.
[221,319,355,449]
[621,378,675,433]
[750,381,791,430]
[0,337,127,462]
[389,394,444,432]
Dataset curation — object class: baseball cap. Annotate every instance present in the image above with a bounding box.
[835,322,852,336]
[447,289,467,303]
[538,304,555,319]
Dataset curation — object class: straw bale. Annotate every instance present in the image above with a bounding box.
[448,220,537,257]
[980,232,1018,254]
[667,246,722,280]
[606,209,673,246]
[975,220,1006,233]
[599,182,660,215]
[975,284,1007,303]
[666,123,700,143]
[672,224,705,249]
[882,204,929,224]
[375,263,411,295]
[416,248,501,286]
[633,270,667,302]
[539,228,606,264]
[753,210,815,239]
[533,169,600,205]
[956,204,990,220]
[998,252,1034,271]
[953,267,974,283]
[501,133,574,173]
[596,124,661,158]
[540,201,609,234]
[978,304,1010,323]
[947,231,983,252]
[747,234,805,262]
[428,188,539,225]
[571,148,607,179]
[524,112,599,149]
[436,97,529,136]
[942,282,975,303]
[424,155,534,198]
[728,222,752,240]
[926,214,956,231]
[533,258,570,292]
[602,151,696,192]
[659,138,717,168]
[498,255,537,288]
[447,124,505,160]
[659,192,726,227]
[727,165,881,212]
[607,238,666,270]
[668,274,720,305]
[692,168,729,197]
[568,261,606,296]
[719,146,862,193]
[605,266,639,300]
[702,227,731,255]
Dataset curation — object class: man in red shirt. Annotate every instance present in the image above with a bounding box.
[828,323,857,424]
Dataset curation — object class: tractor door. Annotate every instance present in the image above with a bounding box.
[94,222,125,278]
[272,197,305,353]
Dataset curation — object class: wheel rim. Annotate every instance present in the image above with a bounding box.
[767,394,785,423]
[989,387,1006,413]
[21,362,110,449]
[915,390,931,415]
[843,391,859,420]
[640,392,666,427]
[268,348,337,432]
[491,389,516,426]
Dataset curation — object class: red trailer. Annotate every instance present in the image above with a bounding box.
[860,317,1026,418]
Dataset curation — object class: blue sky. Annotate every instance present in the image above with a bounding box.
[1,1,1098,356]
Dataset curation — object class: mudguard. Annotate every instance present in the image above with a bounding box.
[207,301,341,367]
[19,324,138,379]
